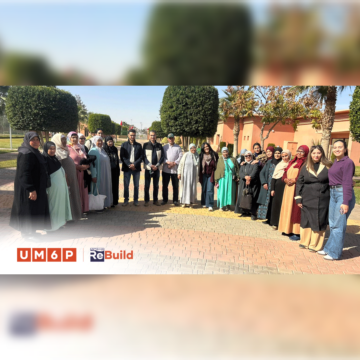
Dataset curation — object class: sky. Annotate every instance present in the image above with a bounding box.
[58,86,355,130]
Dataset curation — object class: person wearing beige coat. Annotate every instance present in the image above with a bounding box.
[177,144,200,208]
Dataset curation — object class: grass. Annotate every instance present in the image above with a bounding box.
[355,166,360,177]
[354,187,360,205]
[0,138,23,149]
[0,159,17,169]
[0,149,17,154]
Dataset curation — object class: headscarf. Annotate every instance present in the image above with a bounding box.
[188,143,199,165]
[237,148,248,164]
[221,146,228,153]
[244,150,253,164]
[18,131,46,165]
[240,148,248,155]
[271,146,283,165]
[67,131,85,156]
[92,136,103,148]
[283,145,309,178]
[78,133,86,152]
[266,146,275,157]
[42,141,62,175]
[272,149,291,179]
[51,133,69,160]
[103,136,117,156]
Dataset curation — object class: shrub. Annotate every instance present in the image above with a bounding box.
[175,136,182,145]
[350,86,360,142]
[88,113,112,134]
[227,143,234,157]
[6,86,78,132]
[267,143,276,148]
[161,86,219,138]
[121,126,128,135]
[219,141,226,150]
[161,137,168,145]
[149,120,166,138]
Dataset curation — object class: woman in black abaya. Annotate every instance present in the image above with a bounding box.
[103,136,120,206]
[10,132,51,239]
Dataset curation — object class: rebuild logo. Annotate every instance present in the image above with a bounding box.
[17,248,77,262]
[90,248,133,262]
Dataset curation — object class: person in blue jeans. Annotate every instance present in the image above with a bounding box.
[120,129,143,206]
[199,142,218,211]
[318,140,356,260]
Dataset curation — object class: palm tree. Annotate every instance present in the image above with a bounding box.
[294,86,348,157]
[77,106,88,133]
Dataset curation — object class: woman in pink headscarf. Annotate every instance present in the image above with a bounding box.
[278,145,309,240]
[67,131,89,214]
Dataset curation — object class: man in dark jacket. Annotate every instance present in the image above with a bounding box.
[143,131,164,206]
[120,129,143,206]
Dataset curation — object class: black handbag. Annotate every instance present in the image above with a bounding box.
[239,186,253,210]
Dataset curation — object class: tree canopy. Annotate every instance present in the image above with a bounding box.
[6,86,78,132]
[88,113,112,134]
[149,120,166,138]
[160,86,219,138]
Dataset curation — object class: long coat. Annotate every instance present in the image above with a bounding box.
[178,152,199,199]
[295,164,330,231]
[257,160,276,205]
[234,161,260,215]
[10,152,51,233]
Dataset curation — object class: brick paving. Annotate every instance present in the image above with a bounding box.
[1,166,360,274]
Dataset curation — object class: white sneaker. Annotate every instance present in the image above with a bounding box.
[202,205,207,208]
[209,207,213,212]
[324,255,334,261]
[317,250,327,255]
[219,208,224,211]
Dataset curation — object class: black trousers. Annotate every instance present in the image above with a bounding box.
[111,168,120,205]
[145,169,160,202]
[162,172,179,203]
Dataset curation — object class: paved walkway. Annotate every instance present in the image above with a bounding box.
[1,167,360,274]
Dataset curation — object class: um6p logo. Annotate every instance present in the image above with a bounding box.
[17,248,77,262]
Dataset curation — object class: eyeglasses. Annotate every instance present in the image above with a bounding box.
[296,150,305,154]
[245,155,252,157]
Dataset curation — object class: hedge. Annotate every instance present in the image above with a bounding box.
[6,86,78,132]
[88,113,112,134]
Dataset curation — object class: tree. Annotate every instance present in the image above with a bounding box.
[75,94,88,133]
[149,120,166,138]
[125,3,252,85]
[121,126,128,136]
[294,86,348,156]
[349,86,360,142]
[88,113,112,134]
[252,86,320,149]
[0,86,10,117]
[114,123,122,137]
[6,86,78,144]
[160,86,219,150]
[219,86,257,156]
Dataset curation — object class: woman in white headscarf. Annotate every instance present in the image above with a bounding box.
[51,133,82,221]
[215,147,239,211]
[178,143,200,208]
[88,136,113,211]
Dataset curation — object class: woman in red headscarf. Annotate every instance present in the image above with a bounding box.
[278,145,309,240]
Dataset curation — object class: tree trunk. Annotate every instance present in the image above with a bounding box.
[260,123,265,150]
[320,86,337,157]
[233,117,240,157]
[45,131,50,143]
[35,130,45,148]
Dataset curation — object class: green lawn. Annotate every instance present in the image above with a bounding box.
[354,187,360,205]
[355,166,360,177]
[0,138,23,149]
[0,149,18,154]
[0,159,17,169]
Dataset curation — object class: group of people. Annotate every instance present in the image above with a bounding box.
[9,129,355,261]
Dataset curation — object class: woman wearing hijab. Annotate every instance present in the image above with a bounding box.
[234,150,260,220]
[178,143,200,208]
[88,136,113,211]
[257,146,281,222]
[215,147,239,211]
[252,142,267,168]
[42,141,72,231]
[237,148,248,165]
[269,149,292,230]
[103,136,120,206]
[278,145,309,240]
[78,133,89,154]
[67,131,90,215]
[10,132,51,239]
[295,145,332,252]
[51,133,82,222]
[199,142,219,211]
